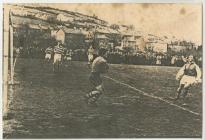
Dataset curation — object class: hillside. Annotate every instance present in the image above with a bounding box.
[6,4,200,54]
[9,4,119,34]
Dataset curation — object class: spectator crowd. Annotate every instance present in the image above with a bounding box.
[14,46,202,68]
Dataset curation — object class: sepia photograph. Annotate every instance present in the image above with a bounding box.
[2,2,203,138]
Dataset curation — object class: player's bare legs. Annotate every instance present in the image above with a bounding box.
[175,84,184,100]
[85,73,103,105]
[182,84,191,98]
[85,48,108,106]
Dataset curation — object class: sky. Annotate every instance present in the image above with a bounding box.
[22,3,203,44]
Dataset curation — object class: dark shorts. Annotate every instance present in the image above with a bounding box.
[89,72,102,87]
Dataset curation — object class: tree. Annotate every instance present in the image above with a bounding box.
[110,24,120,31]
[128,25,135,31]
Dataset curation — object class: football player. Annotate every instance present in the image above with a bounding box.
[45,46,53,62]
[175,55,202,100]
[87,45,98,68]
[53,41,65,72]
[85,48,109,105]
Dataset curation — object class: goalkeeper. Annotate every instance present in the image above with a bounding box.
[175,55,202,100]
[85,48,109,105]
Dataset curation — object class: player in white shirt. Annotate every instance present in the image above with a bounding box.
[45,46,53,62]
[87,45,98,68]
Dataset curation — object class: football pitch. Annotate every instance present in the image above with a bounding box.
[4,58,202,138]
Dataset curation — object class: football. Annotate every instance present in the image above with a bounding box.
[89,90,101,97]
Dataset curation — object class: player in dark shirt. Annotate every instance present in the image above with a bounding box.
[175,55,201,100]
[85,48,109,105]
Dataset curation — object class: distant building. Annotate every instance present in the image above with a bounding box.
[147,42,168,53]
[167,44,186,52]
[144,34,168,53]
[121,35,136,49]
[12,9,30,17]
[167,40,196,54]
[51,28,65,44]
[95,34,109,48]
[121,34,145,52]
[57,13,74,22]
[35,13,49,20]
[51,27,89,49]
[118,25,145,52]
[85,27,114,48]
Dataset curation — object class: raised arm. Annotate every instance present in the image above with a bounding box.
[195,64,202,81]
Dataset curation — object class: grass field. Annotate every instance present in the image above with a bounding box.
[3,58,202,138]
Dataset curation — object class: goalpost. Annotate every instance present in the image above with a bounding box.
[8,9,19,85]
[3,6,9,116]
[9,11,14,85]
[3,5,19,116]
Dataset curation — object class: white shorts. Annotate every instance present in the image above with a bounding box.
[156,60,161,65]
[45,54,51,59]
[54,54,62,63]
[67,57,72,61]
[180,75,196,86]
[88,54,94,62]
